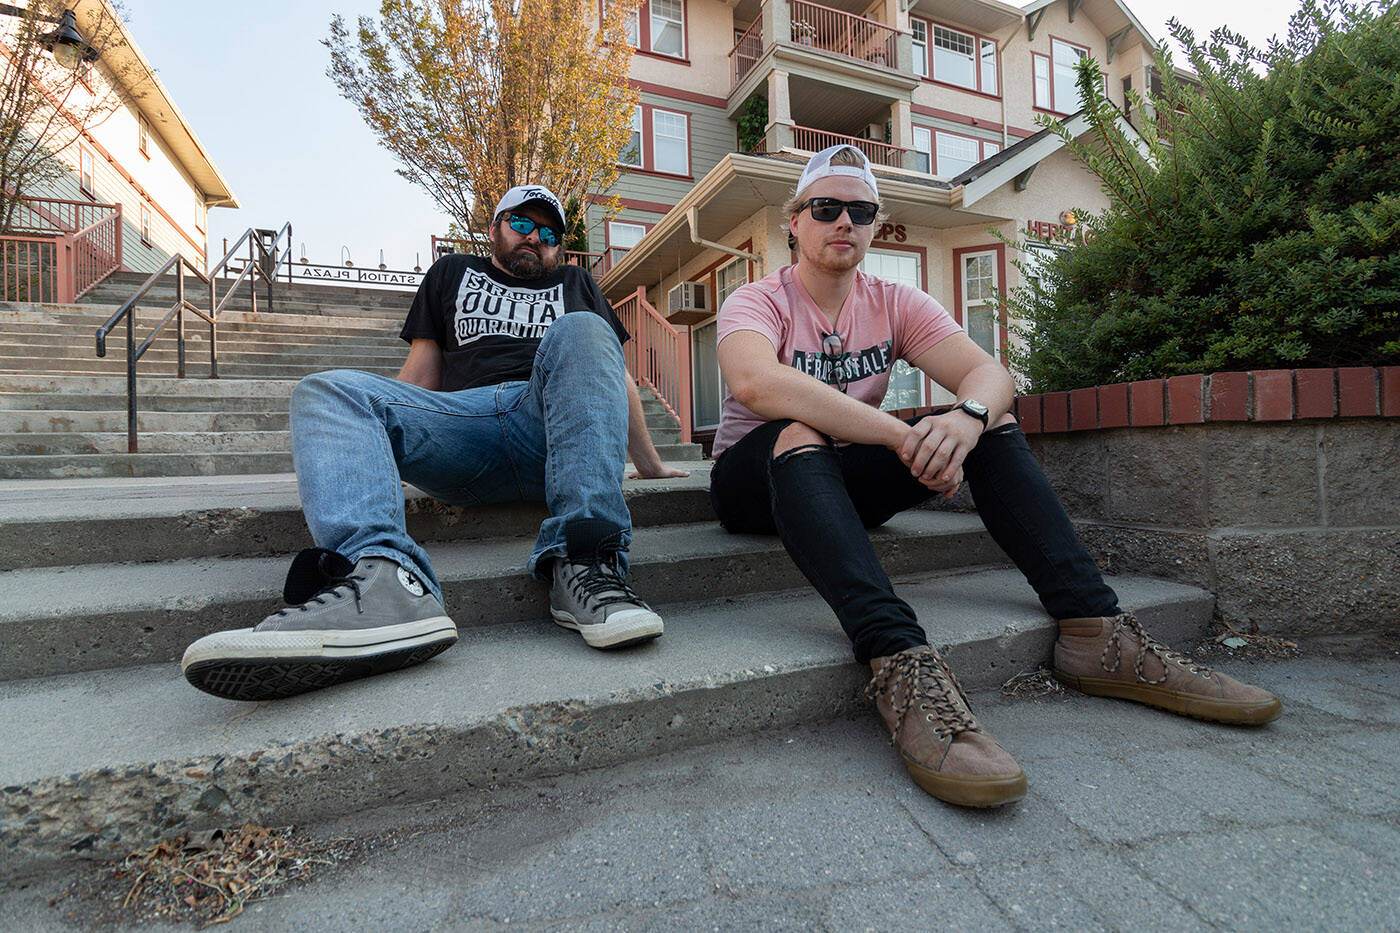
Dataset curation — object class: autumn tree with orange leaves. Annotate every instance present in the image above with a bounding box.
[325,0,639,245]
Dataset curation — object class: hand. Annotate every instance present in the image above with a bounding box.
[628,461,692,479]
[897,413,982,492]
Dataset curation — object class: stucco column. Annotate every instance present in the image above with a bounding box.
[889,99,916,171]
[764,0,791,48]
[884,0,912,72]
[766,69,795,152]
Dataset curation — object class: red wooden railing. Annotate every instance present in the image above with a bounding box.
[791,126,907,167]
[0,236,61,302]
[613,286,692,443]
[730,17,765,85]
[790,0,899,70]
[2,196,123,301]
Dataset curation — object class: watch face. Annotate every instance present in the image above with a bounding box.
[964,399,989,417]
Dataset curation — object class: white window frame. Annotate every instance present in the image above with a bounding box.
[651,108,689,176]
[1051,37,1090,114]
[934,130,981,177]
[1033,53,1051,110]
[648,0,685,58]
[980,38,998,95]
[961,249,1000,357]
[78,145,94,196]
[911,125,932,174]
[139,203,152,246]
[619,105,643,167]
[910,20,927,78]
[916,20,998,95]
[138,114,150,158]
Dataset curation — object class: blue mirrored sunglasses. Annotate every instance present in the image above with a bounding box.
[504,212,560,247]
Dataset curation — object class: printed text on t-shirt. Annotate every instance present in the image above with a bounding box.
[453,270,564,345]
[790,340,893,386]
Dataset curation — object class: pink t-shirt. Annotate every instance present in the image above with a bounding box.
[713,265,961,456]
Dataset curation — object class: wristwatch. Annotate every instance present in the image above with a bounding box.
[952,398,990,429]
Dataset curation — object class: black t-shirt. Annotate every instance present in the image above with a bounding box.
[399,254,629,392]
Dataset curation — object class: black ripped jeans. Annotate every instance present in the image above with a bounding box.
[708,414,1121,664]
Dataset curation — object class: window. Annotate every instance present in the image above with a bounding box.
[910,20,927,78]
[692,258,747,429]
[912,126,932,174]
[78,145,94,196]
[1033,53,1051,109]
[936,132,980,176]
[1052,38,1089,114]
[619,106,643,166]
[913,21,998,95]
[860,249,928,410]
[618,104,689,176]
[610,0,685,59]
[194,199,205,233]
[139,203,152,246]
[652,109,688,175]
[961,251,998,356]
[649,0,684,57]
[715,256,746,306]
[138,114,150,158]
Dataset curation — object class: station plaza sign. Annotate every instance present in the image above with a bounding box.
[291,263,424,289]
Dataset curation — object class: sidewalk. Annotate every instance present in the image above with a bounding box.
[8,651,1398,930]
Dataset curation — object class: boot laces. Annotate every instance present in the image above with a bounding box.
[273,570,365,617]
[1101,612,1212,685]
[567,558,645,612]
[865,646,981,743]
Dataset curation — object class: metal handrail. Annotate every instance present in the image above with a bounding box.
[93,222,292,453]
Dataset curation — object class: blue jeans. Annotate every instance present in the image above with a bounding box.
[288,312,632,603]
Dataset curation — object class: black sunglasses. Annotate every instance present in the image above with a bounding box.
[503,212,561,247]
[799,197,879,226]
[821,331,849,392]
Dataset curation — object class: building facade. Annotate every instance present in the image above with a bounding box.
[1,0,236,299]
[584,0,1165,447]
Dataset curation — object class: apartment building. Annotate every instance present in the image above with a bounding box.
[582,0,1161,448]
[1,0,236,301]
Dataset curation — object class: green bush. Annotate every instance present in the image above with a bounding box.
[1005,0,1400,391]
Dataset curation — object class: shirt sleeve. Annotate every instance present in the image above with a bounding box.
[399,257,450,346]
[893,284,962,362]
[717,283,784,355]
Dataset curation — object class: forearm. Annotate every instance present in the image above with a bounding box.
[736,367,909,449]
[953,362,1015,424]
[626,377,666,469]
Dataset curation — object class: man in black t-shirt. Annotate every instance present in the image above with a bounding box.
[181,185,688,702]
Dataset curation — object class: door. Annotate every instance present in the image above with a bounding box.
[861,248,926,410]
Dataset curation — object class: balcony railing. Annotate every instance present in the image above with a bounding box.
[565,246,630,280]
[790,0,899,71]
[613,286,691,443]
[730,16,765,86]
[790,126,907,167]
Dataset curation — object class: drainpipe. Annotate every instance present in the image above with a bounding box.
[686,208,763,277]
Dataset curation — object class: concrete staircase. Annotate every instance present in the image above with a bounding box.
[0,468,1215,875]
[0,277,700,478]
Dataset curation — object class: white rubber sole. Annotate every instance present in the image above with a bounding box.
[550,608,663,649]
[181,616,458,670]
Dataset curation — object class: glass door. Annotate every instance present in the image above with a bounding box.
[860,249,926,410]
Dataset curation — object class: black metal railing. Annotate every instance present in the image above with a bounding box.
[95,222,293,453]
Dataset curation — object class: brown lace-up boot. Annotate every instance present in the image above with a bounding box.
[867,645,1026,808]
[1053,613,1282,725]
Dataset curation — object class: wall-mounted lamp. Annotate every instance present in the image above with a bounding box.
[0,6,98,71]
[299,242,308,263]
[414,253,422,274]
[1059,210,1078,226]
[341,246,353,268]
[378,249,386,271]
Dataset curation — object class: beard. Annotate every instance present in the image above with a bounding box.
[798,236,864,275]
[494,241,558,279]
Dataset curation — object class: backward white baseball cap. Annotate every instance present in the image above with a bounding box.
[493,184,567,232]
[795,144,879,201]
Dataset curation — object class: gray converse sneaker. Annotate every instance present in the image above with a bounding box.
[548,520,662,649]
[182,549,457,701]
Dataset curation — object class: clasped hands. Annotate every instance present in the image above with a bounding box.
[893,412,982,497]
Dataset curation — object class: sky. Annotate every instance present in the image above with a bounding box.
[118,0,1299,272]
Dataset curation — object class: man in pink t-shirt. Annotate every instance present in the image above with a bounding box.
[711,145,1281,809]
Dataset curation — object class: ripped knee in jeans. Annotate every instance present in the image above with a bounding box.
[771,442,832,466]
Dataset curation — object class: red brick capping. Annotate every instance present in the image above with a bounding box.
[898,367,1398,435]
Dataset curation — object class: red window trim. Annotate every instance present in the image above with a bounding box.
[951,243,1009,366]
[77,143,95,198]
[601,0,690,63]
[619,102,693,179]
[913,125,999,175]
[912,16,1000,99]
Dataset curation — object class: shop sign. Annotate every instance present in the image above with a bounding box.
[874,223,907,243]
[292,263,423,288]
[1024,219,1092,244]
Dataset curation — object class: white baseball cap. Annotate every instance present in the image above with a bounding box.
[493,184,567,233]
[795,145,879,201]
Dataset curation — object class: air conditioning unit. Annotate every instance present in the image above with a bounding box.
[666,281,709,323]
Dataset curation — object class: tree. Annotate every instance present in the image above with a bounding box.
[325,0,639,243]
[1003,0,1400,391]
[0,0,130,232]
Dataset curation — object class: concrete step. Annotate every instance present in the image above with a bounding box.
[0,325,406,350]
[82,271,418,309]
[0,510,1004,680]
[0,373,298,397]
[0,343,406,367]
[1,303,406,332]
[0,409,287,434]
[0,468,715,570]
[0,358,401,379]
[0,429,290,455]
[0,568,1214,874]
[0,391,289,413]
[0,450,294,479]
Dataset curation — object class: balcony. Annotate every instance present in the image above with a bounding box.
[729,0,913,95]
[752,126,908,169]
